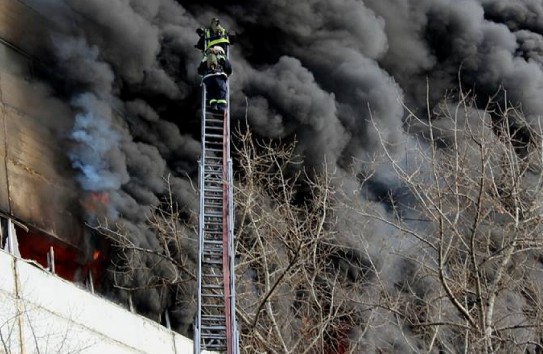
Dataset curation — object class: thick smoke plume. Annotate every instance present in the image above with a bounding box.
[20,0,543,349]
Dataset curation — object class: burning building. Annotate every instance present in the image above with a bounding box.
[0,0,199,352]
[0,0,99,285]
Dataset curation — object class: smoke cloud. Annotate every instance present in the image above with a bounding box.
[19,0,543,348]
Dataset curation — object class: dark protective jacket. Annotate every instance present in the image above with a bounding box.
[195,27,236,52]
[198,56,232,105]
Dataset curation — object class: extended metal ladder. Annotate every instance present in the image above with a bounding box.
[194,79,239,353]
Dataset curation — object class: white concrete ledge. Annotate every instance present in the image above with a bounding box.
[0,249,211,353]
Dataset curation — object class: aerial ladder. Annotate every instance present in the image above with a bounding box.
[194,49,239,354]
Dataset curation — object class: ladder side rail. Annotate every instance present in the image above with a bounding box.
[228,158,239,354]
[225,73,239,353]
[222,104,233,354]
[225,56,239,353]
[195,85,208,354]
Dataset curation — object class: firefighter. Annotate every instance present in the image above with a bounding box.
[198,46,232,112]
[195,17,236,54]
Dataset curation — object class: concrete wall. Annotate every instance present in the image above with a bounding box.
[0,0,85,248]
[0,249,201,354]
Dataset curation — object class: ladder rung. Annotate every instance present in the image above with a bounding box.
[200,267,224,281]
[201,319,226,324]
[203,259,223,265]
[203,240,223,245]
[206,112,225,117]
[201,318,225,322]
[204,201,222,208]
[202,248,222,253]
[201,338,227,343]
[204,190,223,195]
[201,293,225,298]
[201,267,223,272]
[201,340,227,346]
[202,275,223,279]
[203,284,224,290]
[201,328,227,334]
[203,178,222,183]
[205,127,223,132]
[202,246,223,252]
[206,147,222,152]
[205,120,223,126]
[203,234,223,239]
[203,229,223,233]
[203,207,222,212]
[200,338,226,344]
[204,203,222,208]
[204,190,223,194]
[204,181,222,185]
[202,345,226,351]
[202,249,223,254]
[201,342,226,348]
[201,254,223,259]
[202,257,223,268]
[203,207,222,211]
[201,325,227,331]
[202,253,223,257]
[201,333,227,337]
[201,338,227,344]
[202,304,225,308]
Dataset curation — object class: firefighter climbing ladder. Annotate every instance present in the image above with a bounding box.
[194,77,239,353]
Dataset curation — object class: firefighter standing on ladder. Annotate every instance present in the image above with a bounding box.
[196,17,234,112]
[195,17,236,55]
[198,46,232,112]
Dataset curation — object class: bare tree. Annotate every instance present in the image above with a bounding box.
[94,88,543,353]
[93,176,197,333]
[355,89,543,353]
[233,126,362,353]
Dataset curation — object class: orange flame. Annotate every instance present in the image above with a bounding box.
[83,192,110,215]
[92,250,100,261]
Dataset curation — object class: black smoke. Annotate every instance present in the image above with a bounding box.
[20,0,543,348]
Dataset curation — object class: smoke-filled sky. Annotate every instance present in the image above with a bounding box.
[19,0,543,346]
[23,0,543,220]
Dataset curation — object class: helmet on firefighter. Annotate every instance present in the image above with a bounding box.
[210,18,220,31]
[212,46,225,55]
